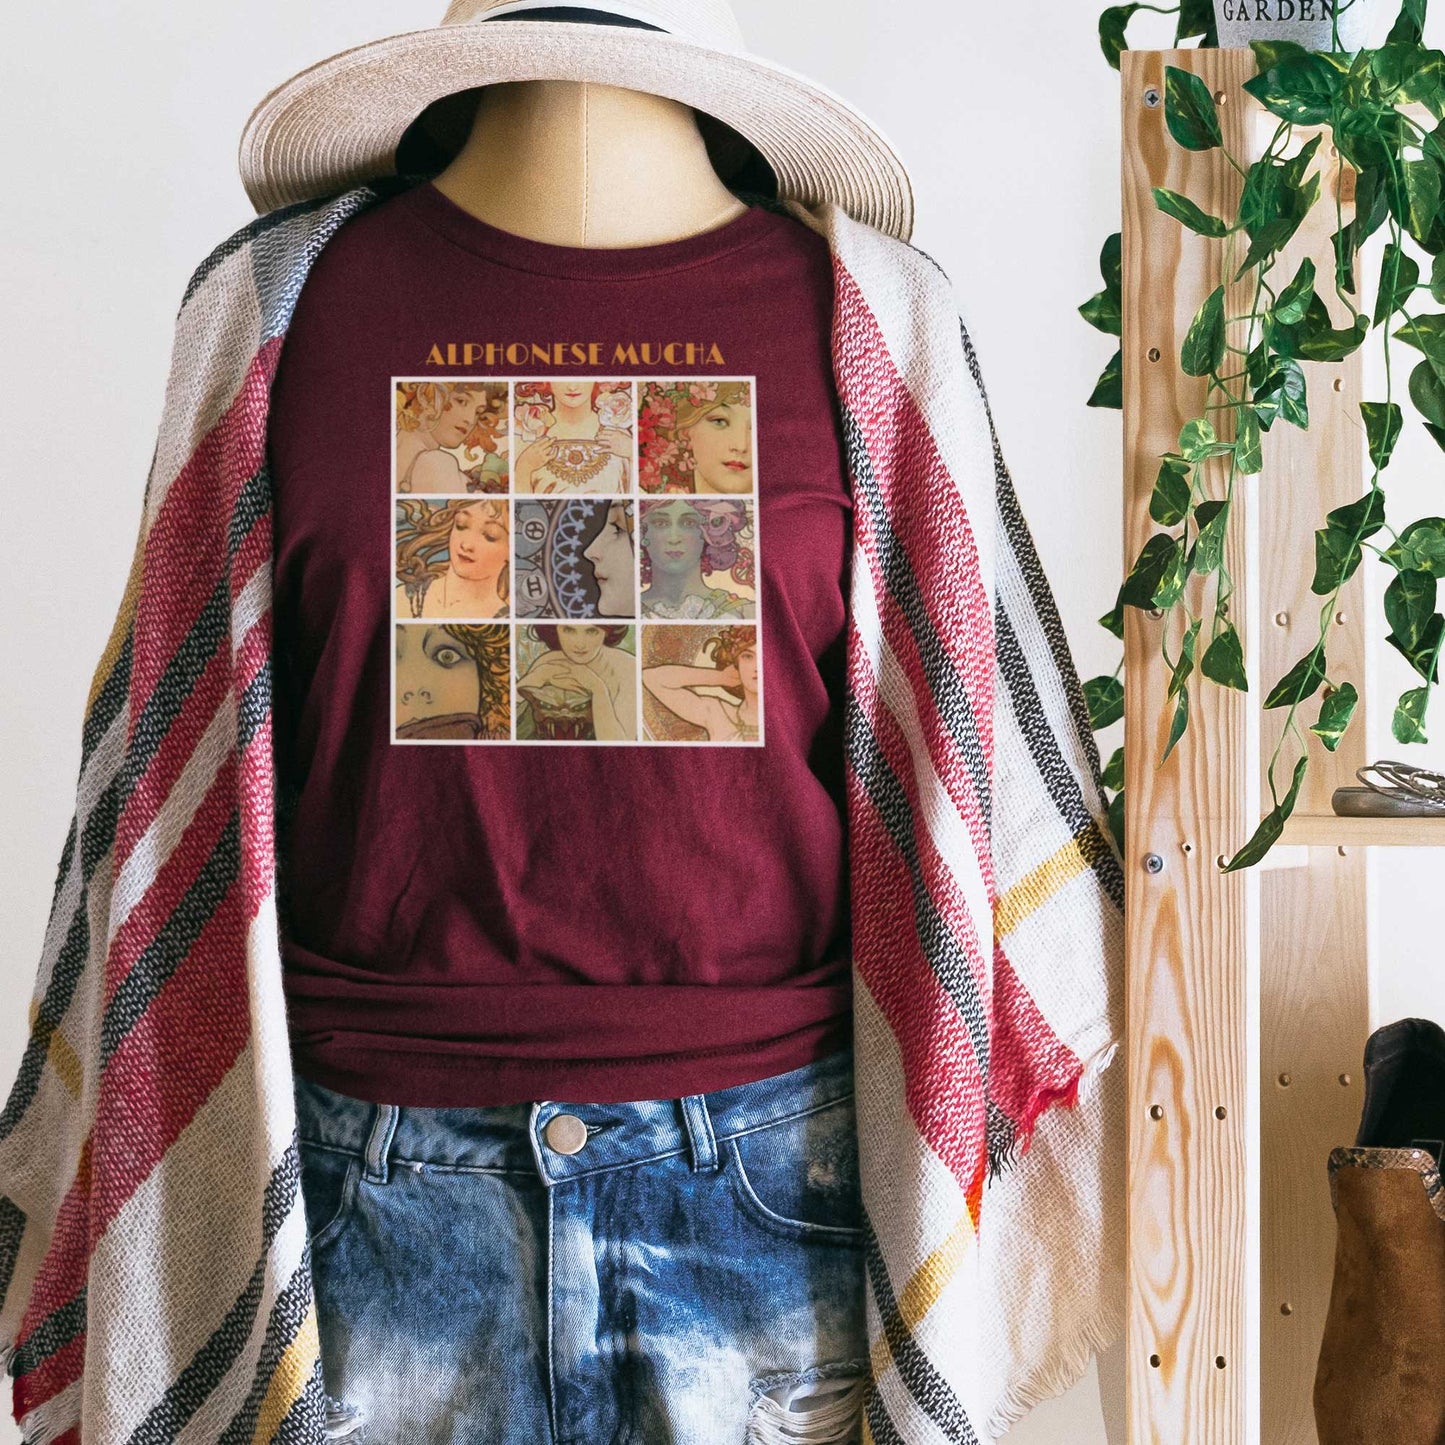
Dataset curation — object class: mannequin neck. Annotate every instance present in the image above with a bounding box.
[429,80,749,248]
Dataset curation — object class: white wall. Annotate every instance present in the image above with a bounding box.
[4,1,1443,1441]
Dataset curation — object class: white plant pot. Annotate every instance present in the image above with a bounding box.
[1213,0,1377,49]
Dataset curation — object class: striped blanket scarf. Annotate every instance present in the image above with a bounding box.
[0,174,1124,1444]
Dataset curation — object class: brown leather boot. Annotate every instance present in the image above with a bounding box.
[1314,1017,1445,1443]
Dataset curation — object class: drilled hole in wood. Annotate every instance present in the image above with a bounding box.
[1148,1104,1164,1121]
[1281,1302,1294,1316]
[1339,1073,1352,1087]
[1278,1072,1292,1087]
[1215,1356,1227,1370]
[1149,1353,1161,1369]
[1216,853,1228,869]
[1148,607,1164,619]
[1147,346,1162,362]
[1335,611,1348,625]
[1181,841,1194,854]
[1214,1105,1227,1119]
[1332,376,1343,391]
[1214,89,1228,103]
[1337,845,1349,858]
[1273,610,1289,626]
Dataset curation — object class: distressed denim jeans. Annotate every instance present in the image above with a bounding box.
[294,1044,868,1443]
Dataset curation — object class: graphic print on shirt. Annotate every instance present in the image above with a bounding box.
[392,374,762,746]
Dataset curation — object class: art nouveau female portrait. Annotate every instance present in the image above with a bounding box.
[395,496,510,620]
[638,379,753,494]
[639,496,755,619]
[515,622,638,741]
[641,624,760,743]
[395,380,509,494]
[394,622,510,741]
[515,497,636,619]
[513,379,634,494]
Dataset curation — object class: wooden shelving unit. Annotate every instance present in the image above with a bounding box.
[1117,47,1437,1445]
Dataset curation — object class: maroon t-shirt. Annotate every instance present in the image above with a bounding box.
[268,179,853,1106]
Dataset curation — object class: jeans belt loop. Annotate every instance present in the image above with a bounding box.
[362,1102,401,1184]
[680,1093,720,1173]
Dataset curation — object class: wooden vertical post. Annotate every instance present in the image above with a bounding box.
[1121,48,1370,1443]
[1121,47,1261,1444]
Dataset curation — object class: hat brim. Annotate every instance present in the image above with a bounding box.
[238,20,914,241]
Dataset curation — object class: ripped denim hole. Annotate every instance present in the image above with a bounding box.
[745,1372,865,1443]
[323,1389,365,1442]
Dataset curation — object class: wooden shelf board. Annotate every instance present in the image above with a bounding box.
[1279,813,1445,847]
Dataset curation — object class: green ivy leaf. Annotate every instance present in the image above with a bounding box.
[1163,686,1190,760]
[1311,682,1359,752]
[1102,746,1125,792]
[1079,288,1122,336]
[1120,533,1182,608]
[1191,499,1230,576]
[1387,616,1444,681]
[1387,0,1428,48]
[1153,536,1192,607]
[1274,256,1316,325]
[1375,243,1421,325]
[1362,400,1404,469]
[1201,625,1248,690]
[1099,594,1126,639]
[1165,65,1224,151]
[1168,618,1202,700]
[1178,416,1234,461]
[1432,252,1445,305]
[1264,649,1327,708]
[1099,4,1141,68]
[1310,488,1387,593]
[1106,787,1126,853]
[1181,285,1226,376]
[1332,224,1357,295]
[1392,313,1445,364]
[1083,674,1126,730]
[1253,356,1309,431]
[1235,405,1263,475]
[1100,231,1122,294]
[1275,293,1368,362]
[1248,40,1311,71]
[1176,0,1218,41]
[1385,568,1439,651]
[1384,518,1445,575]
[1221,755,1310,872]
[1410,358,1445,427]
[1403,160,1442,247]
[1149,456,1194,526]
[1088,348,1123,409]
[1152,186,1230,238]
[1335,102,1410,175]
[1242,52,1340,125]
[1393,685,1431,742]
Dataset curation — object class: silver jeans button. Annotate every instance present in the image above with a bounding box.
[544,1113,588,1155]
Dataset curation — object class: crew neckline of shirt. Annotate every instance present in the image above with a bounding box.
[408,179,783,279]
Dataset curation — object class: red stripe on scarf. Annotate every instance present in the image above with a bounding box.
[831,265,996,771]
[846,422,994,897]
[989,943,1083,1149]
[128,339,280,734]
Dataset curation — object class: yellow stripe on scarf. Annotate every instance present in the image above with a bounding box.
[993,823,1110,939]
[868,1207,976,1389]
[254,1296,324,1444]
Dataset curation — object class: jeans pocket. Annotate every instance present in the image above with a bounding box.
[726,1093,865,1244]
[298,1139,363,1253]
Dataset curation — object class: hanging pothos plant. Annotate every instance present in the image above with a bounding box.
[1082,0,1445,868]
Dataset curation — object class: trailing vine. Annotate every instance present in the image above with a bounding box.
[1082,0,1445,867]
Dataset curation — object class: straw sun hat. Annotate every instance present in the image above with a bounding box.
[238,0,914,241]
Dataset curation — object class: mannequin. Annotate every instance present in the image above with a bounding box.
[429,79,750,247]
